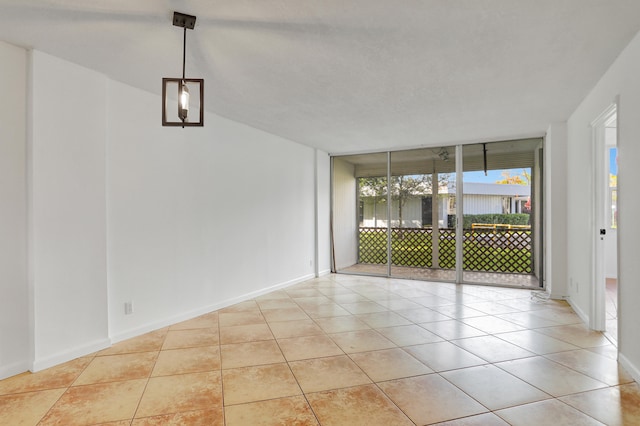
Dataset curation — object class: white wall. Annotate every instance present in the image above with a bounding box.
[544,123,568,298]
[0,46,327,375]
[332,158,357,269]
[0,41,29,379]
[566,30,640,382]
[106,80,318,340]
[29,51,110,370]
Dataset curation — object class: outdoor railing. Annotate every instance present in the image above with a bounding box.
[358,226,532,274]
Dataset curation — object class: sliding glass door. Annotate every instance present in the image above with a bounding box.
[331,139,543,288]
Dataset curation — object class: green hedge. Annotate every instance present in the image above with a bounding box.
[462,214,530,228]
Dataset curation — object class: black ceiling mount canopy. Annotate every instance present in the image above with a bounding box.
[162,11,204,128]
[173,11,196,30]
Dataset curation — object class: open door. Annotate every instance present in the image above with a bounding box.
[591,103,618,337]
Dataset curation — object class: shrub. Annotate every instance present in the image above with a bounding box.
[462,213,530,228]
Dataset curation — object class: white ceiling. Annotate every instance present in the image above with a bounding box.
[1,1,639,154]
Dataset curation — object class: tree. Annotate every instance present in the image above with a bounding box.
[358,177,387,228]
[496,169,530,185]
[359,174,452,229]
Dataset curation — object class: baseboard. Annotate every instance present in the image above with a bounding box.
[110,273,316,344]
[0,360,32,380]
[618,352,640,384]
[565,296,590,325]
[317,269,332,277]
[31,337,112,372]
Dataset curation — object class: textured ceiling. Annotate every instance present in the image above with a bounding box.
[1,1,639,154]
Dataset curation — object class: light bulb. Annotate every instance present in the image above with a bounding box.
[178,82,190,121]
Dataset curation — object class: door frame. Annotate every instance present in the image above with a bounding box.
[590,101,617,331]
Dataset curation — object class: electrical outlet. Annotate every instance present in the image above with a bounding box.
[124,301,134,315]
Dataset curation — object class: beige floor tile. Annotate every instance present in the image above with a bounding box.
[495,399,604,425]
[340,301,388,314]
[218,311,266,327]
[286,288,324,298]
[396,307,451,323]
[464,301,522,315]
[461,316,526,334]
[307,384,413,426]
[413,295,457,307]
[222,363,301,405]
[587,343,619,360]
[419,319,486,340]
[301,303,352,318]
[451,335,535,362]
[495,312,562,328]
[431,412,510,425]
[355,311,412,328]
[262,307,310,322]
[268,319,325,339]
[495,329,580,354]
[151,346,220,376]
[314,316,370,333]
[0,357,92,395]
[162,328,219,350]
[375,298,424,310]
[73,351,158,386]
[430,304,487,319]
[529,308,583,325]
[255,298,299,310]
[441,364,551,410]
[545,349,634,386]
[254,291,290,301]
[535,323,610,348]
[132,408,224,425]
[225,396,318,426]
[293,295,334,308]
[0,388,66,425]
[404,341,486,372]
[376,324,444,346]
[559,382,640,426]
[220,340,285,368]
[350,348,433,382]
[289,355,371,392]
[40,379,147,425]
[218,300,260,313]
[277,335,343,361]
[98,328,168,356]
[135,371,222,418]
[329,329,396,353]
[219,323,273,344]
[379,374,487,424]
[329,293,370,304]
[496,356,608,397]
[169,312,219,330]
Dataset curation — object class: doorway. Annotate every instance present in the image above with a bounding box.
[591,104,618,341]
[590,104,618,344]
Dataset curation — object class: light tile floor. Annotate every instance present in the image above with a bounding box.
[1,274,638,425]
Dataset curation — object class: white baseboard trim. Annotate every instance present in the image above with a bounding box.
[0,360,32,380]
[31,337,112,372]
[317,269,332,277]
[618,352,640,384]
[110,273,316,344]
[566,297,590,325]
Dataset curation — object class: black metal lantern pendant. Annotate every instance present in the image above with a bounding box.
[162,11,204,127]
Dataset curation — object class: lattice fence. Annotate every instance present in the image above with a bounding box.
[358,227,532,274]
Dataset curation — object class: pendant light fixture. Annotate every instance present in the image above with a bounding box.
[162,11,204,127]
